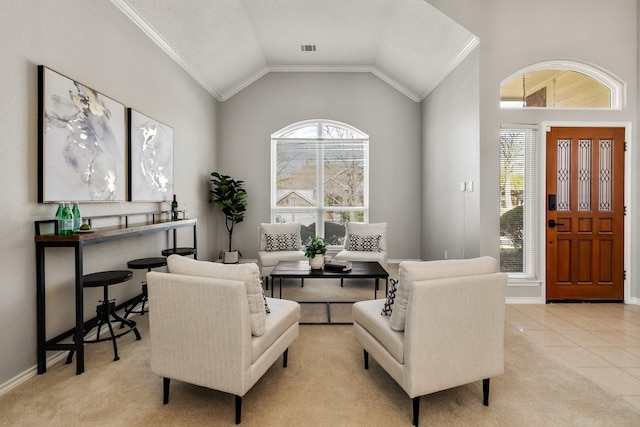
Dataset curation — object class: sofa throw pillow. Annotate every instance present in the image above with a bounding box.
[381,278,398,316]
[167,255,267,336]
[265,233,299,252]
[347,234,381,252]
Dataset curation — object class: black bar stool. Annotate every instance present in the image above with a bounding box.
[161,247,196,257]
[123,257,167,319]
[66,270,141,363]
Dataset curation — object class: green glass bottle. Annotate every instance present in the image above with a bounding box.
[60,202,74,235]
[72,203,82,231]
[54,203,63,235]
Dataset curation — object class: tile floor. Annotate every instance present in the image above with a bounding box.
[507,303,640,410]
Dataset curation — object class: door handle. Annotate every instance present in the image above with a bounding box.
[548,219,564,228]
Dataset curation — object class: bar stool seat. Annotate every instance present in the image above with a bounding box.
[66,270,141,363]
[123,257,167,318]
[161,247,196,257]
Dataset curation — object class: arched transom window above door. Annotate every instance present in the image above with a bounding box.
[500,60,624,110]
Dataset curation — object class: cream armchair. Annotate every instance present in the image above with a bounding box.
[257,222,306,287]
[334,222,388,268]
[352,257,507,426]
[147,255,300,424]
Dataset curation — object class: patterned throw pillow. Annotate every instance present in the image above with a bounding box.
[381,278,398,316]
[260,278,270,314]
[347,234,381,252]
[265,233,299,251]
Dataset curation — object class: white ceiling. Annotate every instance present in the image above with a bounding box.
[111,0,478,102]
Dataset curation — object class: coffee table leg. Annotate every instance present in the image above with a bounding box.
[279,278,282,299]
[374,278,379,299]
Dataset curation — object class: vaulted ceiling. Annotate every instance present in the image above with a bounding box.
[112,0,477,102]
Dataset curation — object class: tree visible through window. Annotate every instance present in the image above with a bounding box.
[271,120,369,246]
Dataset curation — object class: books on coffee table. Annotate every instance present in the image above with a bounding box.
[324,260,352,271]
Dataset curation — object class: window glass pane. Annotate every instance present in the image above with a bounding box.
[276,141,317,206]
[501,69,611,109]
[273,211,316,244]
[324,143,366,207]
[499,127,537,279]
[281,125,318,138]
[500,131,525,273]
[324,210,365,245]
[322,124,362,139]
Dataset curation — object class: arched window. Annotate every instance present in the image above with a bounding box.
[271,120,369,246]
[500,60,624,109]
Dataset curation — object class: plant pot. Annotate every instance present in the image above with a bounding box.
[222,250,239,264]
[309,254,324,270]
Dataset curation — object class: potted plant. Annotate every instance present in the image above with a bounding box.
[305,236,327,269]
[210,172,248,263]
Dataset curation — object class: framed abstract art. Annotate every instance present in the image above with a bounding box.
[38,65,127,203]
[128,108,174,202]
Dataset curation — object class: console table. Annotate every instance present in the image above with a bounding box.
[34,213,197,375]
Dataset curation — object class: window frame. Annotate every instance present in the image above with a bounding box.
[271,119,369,247]
[500,124,539,281]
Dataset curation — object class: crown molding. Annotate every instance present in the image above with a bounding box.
[221,65,421,102]
[418,36,479,101]
[110,0,222,100]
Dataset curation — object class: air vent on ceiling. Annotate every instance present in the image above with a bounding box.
[300,44,316,52]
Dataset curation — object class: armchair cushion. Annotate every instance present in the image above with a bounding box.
[265,233,300,251]
[167,255,267,337]
[251,297,300,363]
[352,299,404,364]
[389,256,500,332]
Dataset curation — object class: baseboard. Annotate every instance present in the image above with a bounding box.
[506,296,545,304]
[0,350,68,397]
[1,294,144,398]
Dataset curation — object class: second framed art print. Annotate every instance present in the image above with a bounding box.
[128,109,174,202]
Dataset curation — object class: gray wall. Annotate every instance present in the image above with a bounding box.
[422,47,480,261]
[0,0,218,385]
[217,72,422,261]
[426,0,638,302]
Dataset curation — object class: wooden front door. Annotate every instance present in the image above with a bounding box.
[546,127,625,301]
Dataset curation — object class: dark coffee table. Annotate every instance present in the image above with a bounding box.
[270,260,389,299]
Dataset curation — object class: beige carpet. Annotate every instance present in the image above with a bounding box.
[3,274,640,426]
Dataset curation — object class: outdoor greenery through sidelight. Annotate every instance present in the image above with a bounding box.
[210,172,248,260]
